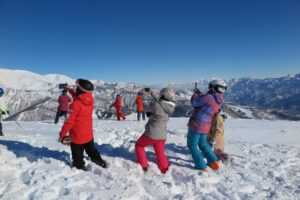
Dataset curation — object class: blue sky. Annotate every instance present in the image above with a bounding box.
[0,0,299,84]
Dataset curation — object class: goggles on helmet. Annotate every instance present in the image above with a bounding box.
[216,85,227,93]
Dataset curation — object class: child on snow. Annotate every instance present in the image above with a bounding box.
[135,92,146,121]
[207,110,232,165]
[59,79,107,170]
[187,79,227,172]
[110,94,126,120]
[54,89,72,124]
[135,88,175,174]
[0,87,9,136]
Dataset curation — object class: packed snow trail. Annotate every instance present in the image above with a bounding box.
[0,118,300,199]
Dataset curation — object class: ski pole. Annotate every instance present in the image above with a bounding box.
[14,119,24,129]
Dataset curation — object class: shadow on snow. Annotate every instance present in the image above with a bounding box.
[0,139,194,169]
[95,141,194,169]
[0,140,70,164]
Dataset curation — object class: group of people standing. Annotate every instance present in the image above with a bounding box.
[56,78,229,174]
[1,77,230,174]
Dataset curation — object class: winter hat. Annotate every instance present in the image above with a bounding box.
[76,79,94,93]
[160,87,175,101]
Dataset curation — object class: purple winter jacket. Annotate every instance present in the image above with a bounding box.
[187,91,223,134]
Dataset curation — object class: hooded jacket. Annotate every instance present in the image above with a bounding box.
[0,100,8,122]
[144,93,175,140]
[59,91,94,144]
[188,91,223,134]
[135,95,144,111]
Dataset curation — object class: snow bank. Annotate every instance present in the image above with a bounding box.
[0,118,300,199]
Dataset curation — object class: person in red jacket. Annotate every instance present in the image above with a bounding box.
[59,79,107,170]
[54,89,72,124]
[135,92,146,121]
[110,94,126,121]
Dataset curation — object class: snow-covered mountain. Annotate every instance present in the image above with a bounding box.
[225,74,300,120]
[1,68,300,121]
[0,68,144,121]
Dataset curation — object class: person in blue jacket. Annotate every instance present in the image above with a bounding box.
[187,79,227,172]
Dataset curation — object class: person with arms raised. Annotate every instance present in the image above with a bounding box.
[59,79,107,170]
[187,79,227,172]
[135,87,175,174]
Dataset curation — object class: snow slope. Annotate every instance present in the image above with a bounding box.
[0,117,300,200]
[0,69,51,91]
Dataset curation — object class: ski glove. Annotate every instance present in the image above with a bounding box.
[59,136,71,146]
[0,109,9,115]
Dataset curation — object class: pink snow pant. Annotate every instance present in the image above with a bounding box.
[116,109,126,120]
[135,134,169,173]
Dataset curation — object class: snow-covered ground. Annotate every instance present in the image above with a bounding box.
[1,116,300,200]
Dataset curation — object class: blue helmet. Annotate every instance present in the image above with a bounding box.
[0,87,4,96]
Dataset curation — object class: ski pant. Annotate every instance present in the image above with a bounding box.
[116,109,126,120]
[137,110,146,121]
[54,109,68,124]
[70,139,104,170]
[187,129,218,170]
[135,134,169,173]
[0,121,3,136]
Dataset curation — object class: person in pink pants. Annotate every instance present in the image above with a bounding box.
[136,134,169,173]
[135,88,175,174]
[110,94,126,120]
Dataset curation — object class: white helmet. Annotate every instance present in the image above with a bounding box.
[209,79,227,93]
[160,87,175,101]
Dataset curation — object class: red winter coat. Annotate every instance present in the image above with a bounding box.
[58,95,72,111]
[112,97,122,111]
[59,91,94,144]
[135,95,144,111]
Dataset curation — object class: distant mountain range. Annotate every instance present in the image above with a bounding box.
[0,68,299,121]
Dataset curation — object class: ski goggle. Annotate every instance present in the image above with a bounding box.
[217,85,227,93]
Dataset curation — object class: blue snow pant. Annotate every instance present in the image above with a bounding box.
[187,129,218,170]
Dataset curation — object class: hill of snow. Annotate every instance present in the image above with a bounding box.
[44,74,75,85]
[0,68,52,91]
[0,117,300,199]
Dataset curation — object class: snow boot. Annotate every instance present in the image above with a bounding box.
[93,158,107,168]
[209,161,220,171]
[142,167,148,172]
[223,155,233,165]
[198,168,208,175]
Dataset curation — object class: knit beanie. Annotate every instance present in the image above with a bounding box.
[76,79,94,95]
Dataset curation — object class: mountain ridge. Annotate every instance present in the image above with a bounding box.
[1,68,299,121]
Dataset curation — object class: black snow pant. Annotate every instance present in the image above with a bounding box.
[70,139,106,170]
[0,121,3,136]
[54,109,68,124]
[137,110,146,121]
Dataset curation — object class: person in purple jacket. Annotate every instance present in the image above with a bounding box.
[187,79,227,172]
